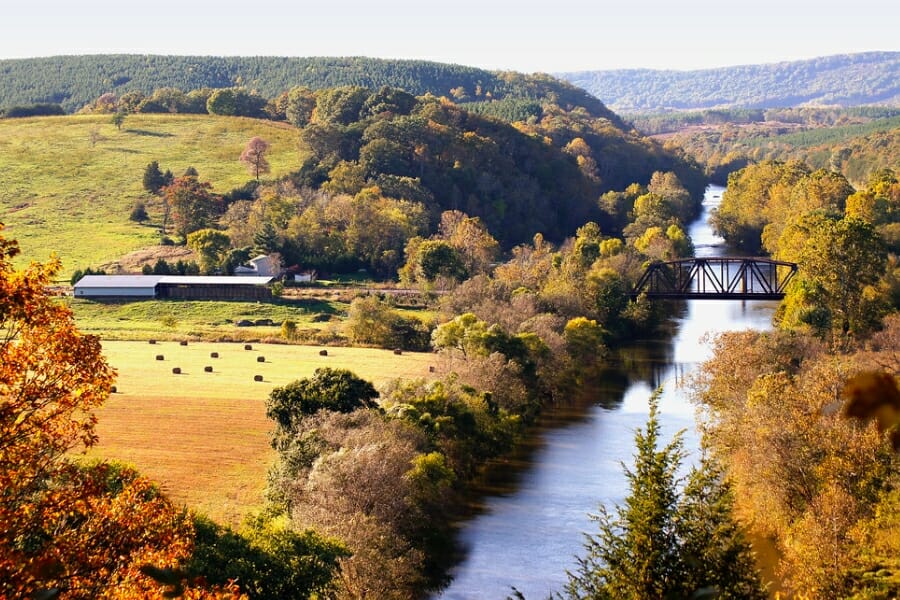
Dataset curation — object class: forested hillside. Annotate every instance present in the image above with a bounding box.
[0,55,620,123]
[646,108,900,186]
[560,52,900,112]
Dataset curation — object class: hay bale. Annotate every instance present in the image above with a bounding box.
[179,340,188,346]
[319,349,328,356]
[244,344,253,351]
[257,356,265,362]
[172,367,181,374]
[148,340,156,345]
[253,375,263,382]
[204,366,213,373]
[155,355,164,361]
[110,385,117,393]
[210,352,219,358]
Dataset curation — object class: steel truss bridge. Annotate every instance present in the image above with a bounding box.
[631,257,798,300]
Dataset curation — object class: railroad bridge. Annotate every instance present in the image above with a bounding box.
[631,257,798,300]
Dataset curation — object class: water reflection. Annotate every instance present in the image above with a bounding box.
[435,186,777,599]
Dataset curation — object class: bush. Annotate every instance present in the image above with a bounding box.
[187,513,348,599]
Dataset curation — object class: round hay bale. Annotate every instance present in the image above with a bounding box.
[319,349,328,356]
[172,367,181,374]
[155,355,164,361]
[204,366,213,373]
[179,340,188,346]
[110,385,117,393]
[257,356,265,362]
[253,375,263,382]
[210,352,219,358]
[148,340,156,345]
[244,344,253,351]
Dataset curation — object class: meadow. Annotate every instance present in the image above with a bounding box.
[0,113,303,274]
[90,340,437,524]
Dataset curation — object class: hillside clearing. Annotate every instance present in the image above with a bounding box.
[0,114,303,275]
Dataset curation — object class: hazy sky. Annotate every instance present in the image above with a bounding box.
[1,0,896,72]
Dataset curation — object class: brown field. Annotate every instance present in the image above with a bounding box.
[88,340,436,524]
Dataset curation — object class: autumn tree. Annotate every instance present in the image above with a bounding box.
[775,214,888,339]
[240,137,271,182]
[0,226,236,599]
[163,176,222,238]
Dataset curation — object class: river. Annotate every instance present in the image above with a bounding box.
[434,184,778,599]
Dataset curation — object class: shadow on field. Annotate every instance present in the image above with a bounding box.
[125,129,174,138]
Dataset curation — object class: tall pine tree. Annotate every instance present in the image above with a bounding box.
[559,392,766,599]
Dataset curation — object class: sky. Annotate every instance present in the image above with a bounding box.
[0,0,896,73]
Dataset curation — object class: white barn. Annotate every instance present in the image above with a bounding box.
[74,275,162,298]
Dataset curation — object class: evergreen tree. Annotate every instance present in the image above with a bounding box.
[559,392,766,600]
[142,160,166,195]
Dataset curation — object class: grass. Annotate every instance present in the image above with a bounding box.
[0,114,303,276]
[68,297,346,341]
[88,340,438,525]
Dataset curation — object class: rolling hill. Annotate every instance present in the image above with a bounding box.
[558,52,900,112]
[0,55,621,124]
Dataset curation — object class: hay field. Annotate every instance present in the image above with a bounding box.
[90,340,436,524]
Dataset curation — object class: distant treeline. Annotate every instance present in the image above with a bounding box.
[559,51,900,112]
[627,106,900,136]
[0,55,621,124]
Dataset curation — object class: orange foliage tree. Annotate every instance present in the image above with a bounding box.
[0,225,242,599]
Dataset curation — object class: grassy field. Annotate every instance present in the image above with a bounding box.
[69,297,346,341]
[89,340,437,525]
[0,113,303,275]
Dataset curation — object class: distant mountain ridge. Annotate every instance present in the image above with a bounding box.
[558,52,900,112]
[0,55,620,123]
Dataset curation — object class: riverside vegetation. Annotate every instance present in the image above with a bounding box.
[1,62,899,598]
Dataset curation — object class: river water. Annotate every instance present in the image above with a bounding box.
[435,185,778,599]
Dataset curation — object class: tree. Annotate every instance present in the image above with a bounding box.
[776,214,888,339]
[187,229,231,274]
[266,368,379,449]
[163,176,222,238]
[142,161,167,195]
[0,226,235,599]
[130,201,149,222]
[240,137,271,182]
[560,393,766,600]
[112,111,126,130]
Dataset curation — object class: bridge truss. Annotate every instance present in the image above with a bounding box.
[631,257,798,300]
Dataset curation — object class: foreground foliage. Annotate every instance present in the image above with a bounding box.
[692,321,900,597]
[0,225,242,598]
[559,394,766,600]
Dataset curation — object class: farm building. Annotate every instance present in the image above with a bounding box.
[73,275,162,298]
[234,254,281,277]
[74,275,274,301]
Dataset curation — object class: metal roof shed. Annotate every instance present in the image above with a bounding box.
[74,275,163,298]
[156,276,274,301]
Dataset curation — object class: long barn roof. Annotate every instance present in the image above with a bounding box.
[74,275,273,289]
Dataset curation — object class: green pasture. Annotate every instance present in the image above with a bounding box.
[0,114,303,274]
[68,297,345,341]
[90,340,438,524]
